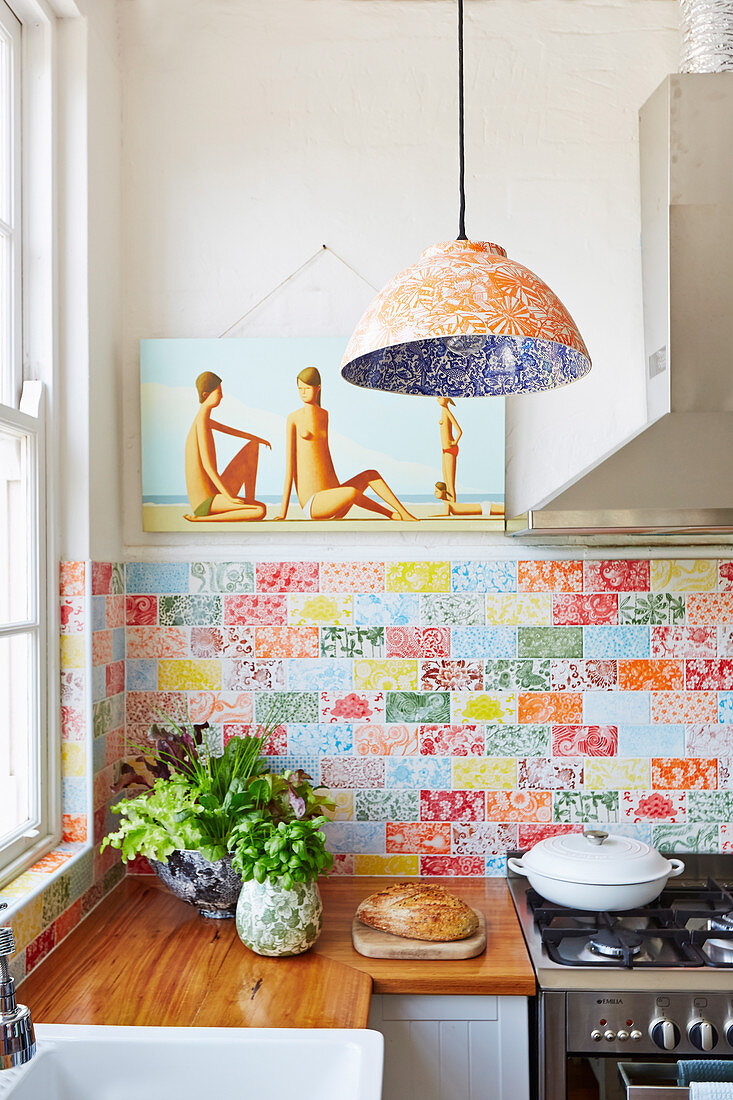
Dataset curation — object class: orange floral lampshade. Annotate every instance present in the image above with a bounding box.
[341,239,591,396]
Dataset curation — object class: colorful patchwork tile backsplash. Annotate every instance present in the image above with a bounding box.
[121,557,733,875]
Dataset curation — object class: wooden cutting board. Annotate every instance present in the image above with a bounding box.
[351,909,486,960]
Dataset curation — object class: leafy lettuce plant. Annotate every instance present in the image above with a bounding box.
[100,778,213,861]
[229,814,334,890]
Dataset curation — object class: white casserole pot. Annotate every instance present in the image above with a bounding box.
[507,830,685,911]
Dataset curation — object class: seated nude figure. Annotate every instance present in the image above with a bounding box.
[184,371,270,522]
[275,367,417,522]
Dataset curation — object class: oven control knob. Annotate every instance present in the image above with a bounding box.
[725,1021,733,1047]
[630,1030,643,1042]
[590,1030,603,1042]
[650,1018,681,1050]
[688,1019,718,1052]
[616,1030,629,1042]
[604,1030,616,1042]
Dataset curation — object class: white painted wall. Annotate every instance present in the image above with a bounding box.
[117,0,680,557]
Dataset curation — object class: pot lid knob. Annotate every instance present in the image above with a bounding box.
[584,830,609,846]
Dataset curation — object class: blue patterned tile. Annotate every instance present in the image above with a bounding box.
[262,754,320,781]
[354,594,420,626]
[609,822,652,843]
[286,659,353,692]
[287,724,353,754]
[617,725,684,756]
[126,659,157,691]
[61,777,87,813]
[583,691,651,725]
[126,563,189,594]
[324,822,385,854]
[112,627,126,661]
[451,561,517,593]
[384,757,452,789]
[92,665,106,703]
[92,736,106,773]
[451,627,517,659]
[718,693,733,723]
[92,596,106,632]
[583,626,649,658]
[485,855,508,877]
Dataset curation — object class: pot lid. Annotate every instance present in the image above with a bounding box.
[522,830,675,886]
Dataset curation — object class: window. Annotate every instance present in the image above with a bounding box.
[0,0,55,884]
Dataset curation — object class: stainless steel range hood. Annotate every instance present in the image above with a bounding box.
[511,73,733,538]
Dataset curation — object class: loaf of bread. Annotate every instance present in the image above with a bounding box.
[355,882,479,942]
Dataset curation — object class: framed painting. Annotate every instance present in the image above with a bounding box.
[140,337,505,531]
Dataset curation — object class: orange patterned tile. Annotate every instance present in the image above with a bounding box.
[617,660,684,691]
[188,691,253,725]
[126,627,188,659]
[61,814,87,843]
[92,630,113,667]
[485,790,552,822]
[687,593,733,625]
[518,692,582,724]
[254,626,319,658]
[386,822,451,854]
[353,723,418,756]
[59,561,85,597]
[650,691,717,724]
[518,561,583,592]
[320,561,385,592]
[651,757,718,789]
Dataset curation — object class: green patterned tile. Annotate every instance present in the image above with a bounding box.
[41,874,71,925]
[485,724,550,756]
[518,627,583,659]
[321,626,385,658]
[386,691,450,723]
[110,563,125,595]
[619,593,685,625]
[67,851,94,903]
[420,594,484,627]
[190,561,254,593]
[687,791,733,822]
[159,595,222,626]
[255,691,318,723]
[651,823,719,852]
[553,790,618,823]
[355,790,420,821]
[92,693,124,740]
[103,862,125,893]
[484,659,550,692]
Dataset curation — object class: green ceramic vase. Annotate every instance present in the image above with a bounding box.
[236,877,323,956]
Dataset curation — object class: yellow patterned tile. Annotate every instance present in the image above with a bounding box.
[650,559,717,593]
[452,691,516,724]
[386,561,450,593]
[8,896,43,950]
[486,594,552,625]
[353,658,418,691]
[584,758,651,790]
[60,635,85,670]
[325,791,354,821]
[61,743,86,778]
[452,757,516,790]
[158,659,221,691]
[355,854,419,876]
[0,874,47,901]
[288,594,353,626]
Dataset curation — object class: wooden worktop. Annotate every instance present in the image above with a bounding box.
[20,876,534,1030]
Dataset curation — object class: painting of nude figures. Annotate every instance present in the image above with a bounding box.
[140,337,505,531]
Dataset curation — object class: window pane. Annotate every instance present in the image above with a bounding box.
[0,23,9,224]
[0,232,8,399]
[0,631,33,842]
[0,421,30,623]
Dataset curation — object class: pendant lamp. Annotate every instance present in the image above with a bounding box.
[341,0,591,397]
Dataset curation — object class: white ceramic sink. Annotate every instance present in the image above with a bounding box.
[0,1024,383,1100]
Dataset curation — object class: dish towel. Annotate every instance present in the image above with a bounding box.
[678,1062,733,1085]
[689,1084,733,1100]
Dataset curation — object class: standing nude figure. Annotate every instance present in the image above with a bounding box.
[184,371,270,522]
[275,367,417,522]
[438,396,463,504]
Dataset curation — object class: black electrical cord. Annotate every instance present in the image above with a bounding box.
[457,0,467,240]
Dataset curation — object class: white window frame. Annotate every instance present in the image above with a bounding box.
[0,0,60,888]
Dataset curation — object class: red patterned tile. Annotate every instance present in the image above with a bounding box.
[518,758,583,789]
[106,596,125,629]
[688,594,733,625]
[620,790,686,822]
[551,659,617,692]
[320,561,385,593]
[105,730,125,766]
[125,855,154,874]
[420,789,485,821]
[686,659,733,691]
[320,757,385,788]
[330,854,356,875]
[320,691,385,723]
[254,627,318,658]
[719,562,733,591]
[686,724,733,756]
[486,790,552,822]
[618,660,684,691]
[419,724,483,756]
[518,823,582,846]
[91,562,113,596]
[651,627,717,658]
[92,630,113,667]
[553,594,618,625]
[452,822,517,855]
[54,899,83,943]
[61,705,85,742]
[552,725,617,756]
[189,626,254,658]
[518,692,582,724]
[81,882,104,915]
[386,822,451,854]
[584,560,650,592]
[62,814,87,843]
[518,561,583,592]
[106,660,125,697]
[126,595,157,626]
[26,926,56,972]
[386,627,450,658]
[223,723,287,755]
[60,597,84,634]
[420,659,483,691]
[126,627,187,659]
[60,561,85,597]
[224,595,287,626]
[419,855,484,875]
[651,757,717,789]
[255,561,319,592]
[126,690,187,726]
